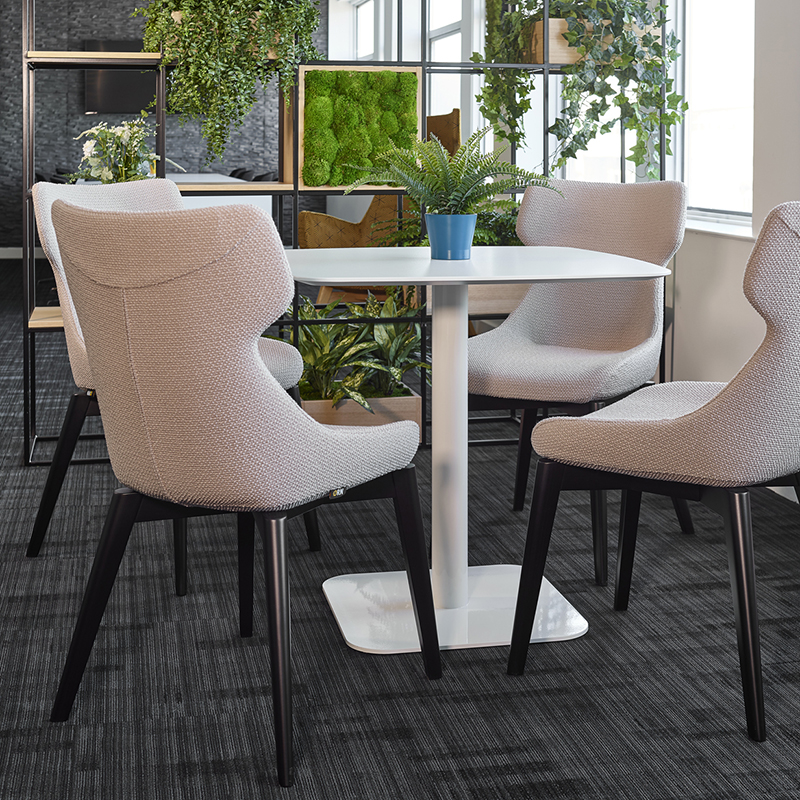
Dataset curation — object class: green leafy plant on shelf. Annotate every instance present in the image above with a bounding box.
[70,113,184,183]
[345,126,553,214]
[471,0,687,179]
[272,292,429,412]
[342,287,430,399]
[302,69,419,187]
[134,0,323,163]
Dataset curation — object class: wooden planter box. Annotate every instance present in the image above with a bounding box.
[527,19,657,64]
[302,388,422,442]
[281,64,423,190]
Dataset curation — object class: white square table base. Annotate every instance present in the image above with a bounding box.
[287,246,668,654]
[322,564,588,653]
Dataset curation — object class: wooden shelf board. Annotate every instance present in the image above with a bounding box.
[177,182,295,193]
[299,185,406,193]
[26,51,162,66]
[29,306,63,330]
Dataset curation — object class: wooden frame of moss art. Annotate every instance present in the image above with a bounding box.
[282,64,423,190]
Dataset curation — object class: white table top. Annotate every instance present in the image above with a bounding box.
[166,172,248,184]
[286,245,670,286]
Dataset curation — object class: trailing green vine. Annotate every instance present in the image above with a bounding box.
[134,0,323,163]
[472,0,687,179]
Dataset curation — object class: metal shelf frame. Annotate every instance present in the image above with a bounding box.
[20,0,669,464]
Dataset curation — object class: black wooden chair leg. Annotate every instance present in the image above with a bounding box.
[173,518,188,597]
[27,390,94,557]
[512,408,538,512]
[586,401,608,586]
[255,513,294,788]
[672,497,695,535]
[303,509,321,551]
[714,488,766,742]
[51,487,141,722]
[614,489,642,611]
[790,473,800,506]
[590,490,608,586]
[237,512,255,638]
[508,458,565,675]
[391,466,442,680]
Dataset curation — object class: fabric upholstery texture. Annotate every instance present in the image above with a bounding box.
[32,180,303,391]
[467,179,687,403]
[51,201,418,511]
[32,180,185,390]
[532,202,800,487]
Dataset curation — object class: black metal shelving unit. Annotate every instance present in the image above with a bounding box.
[21,0,670,463]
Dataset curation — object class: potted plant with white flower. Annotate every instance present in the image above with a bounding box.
[70,113,184,184]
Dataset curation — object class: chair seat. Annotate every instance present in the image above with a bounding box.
[257,337,303,390]
[530,381,748,485]
[468,330,662,404]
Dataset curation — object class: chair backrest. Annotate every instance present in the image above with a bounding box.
[426,109,461,157]
[50,201,418,510]
[31,179,185,390]
[509,179,687,351]
[680,201,800,484]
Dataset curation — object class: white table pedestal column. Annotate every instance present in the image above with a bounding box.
[321,281,587,653]
[430,284,469,609]
[287,245,669,654]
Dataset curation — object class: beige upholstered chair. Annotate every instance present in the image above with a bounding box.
[29,181,308,576]
[47,200,441,787]
[468,178,688,584]
[508,202,800,744]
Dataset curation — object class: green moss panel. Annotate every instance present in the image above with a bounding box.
[302,69,418,187]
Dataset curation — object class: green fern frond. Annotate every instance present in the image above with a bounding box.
[345,126,556,215]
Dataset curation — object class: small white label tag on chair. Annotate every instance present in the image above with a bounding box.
[329,487,347,499]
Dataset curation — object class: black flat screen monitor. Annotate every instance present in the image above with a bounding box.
[84,40,157,115]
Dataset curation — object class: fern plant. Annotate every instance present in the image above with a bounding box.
[345,126,553,215]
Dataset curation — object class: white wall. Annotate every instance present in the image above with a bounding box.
[752,0,800,233]
[672,231,761,381]
[672,0,800,382]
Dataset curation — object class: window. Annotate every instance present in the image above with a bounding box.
[356,0,375,60]
[683,0,754,216]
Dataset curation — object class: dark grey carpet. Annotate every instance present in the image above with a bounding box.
[2,260,800,798]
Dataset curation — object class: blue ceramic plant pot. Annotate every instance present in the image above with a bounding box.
[426,213,477,260]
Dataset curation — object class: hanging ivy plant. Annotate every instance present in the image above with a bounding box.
[134,0,323,163]
[471,0,687,179]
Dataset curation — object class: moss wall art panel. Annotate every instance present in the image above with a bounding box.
[294,65,422,189]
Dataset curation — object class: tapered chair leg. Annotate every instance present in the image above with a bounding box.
[173,518,188,597]
[303,510,321,551]
[237,512,255,638]
[715,488,766,742]
[391,466,442,680]
[586,401,609,586]
[508,458,566,675]
[614,489,642,611]
[790,473,800,506]
[289,383,323,553]
[255,513,293,788]
[27,390,95,557]
[672,497,695,535]
[51,487,142,722]
[590,490,608,586]
[512,409,538,512]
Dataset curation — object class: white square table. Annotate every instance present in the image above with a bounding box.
[286,245,670,653]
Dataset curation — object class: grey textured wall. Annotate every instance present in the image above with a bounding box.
[1,0,328,247]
